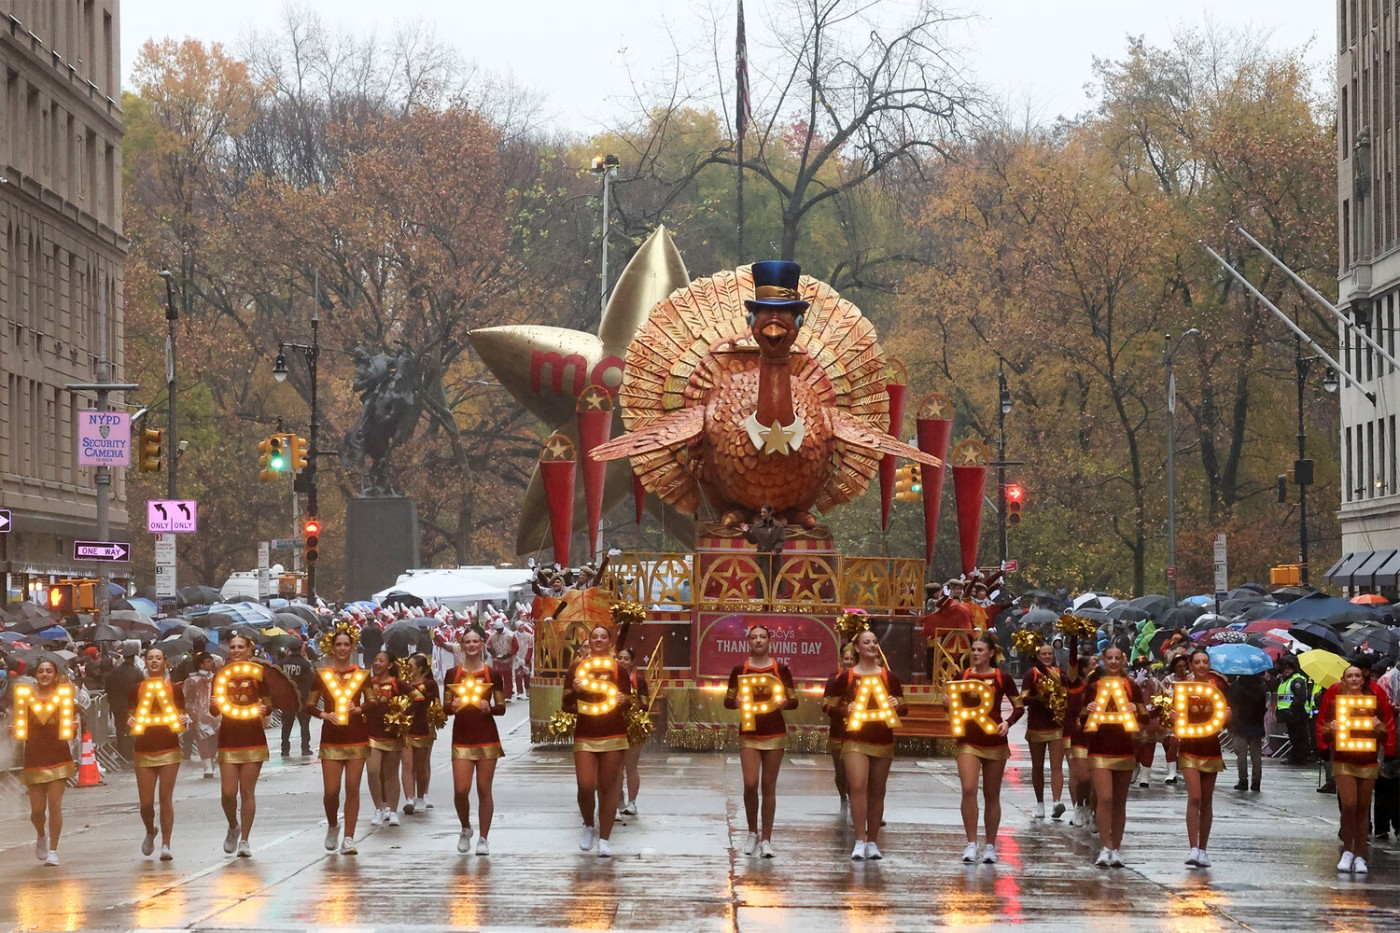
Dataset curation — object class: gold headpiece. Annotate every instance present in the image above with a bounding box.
[318,619,362,658]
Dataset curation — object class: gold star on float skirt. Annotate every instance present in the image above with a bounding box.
[759,420,797,454]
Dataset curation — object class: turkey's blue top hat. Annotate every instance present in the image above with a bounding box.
[745,260,810,312]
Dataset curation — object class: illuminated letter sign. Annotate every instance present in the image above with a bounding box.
[1335,693,1379,754]
[846,674,902,732]
[947,679,996,737]
[1172,681,1227,739]
[737,673,786,731]
[575,657,621,716]
[319,668,369,726]
[1084,678,1139,733]
[12,683,76,741]
[214,662,266,719]
[131,678,184,735]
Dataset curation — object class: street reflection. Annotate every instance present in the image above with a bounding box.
[13,876,85,930]
[311,869,361,927]
[133,870,186,929]
[448,860,490,928]
[564,864,618,929]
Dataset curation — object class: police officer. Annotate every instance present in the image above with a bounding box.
[1274,657,1311,766]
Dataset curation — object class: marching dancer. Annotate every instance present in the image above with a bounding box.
[363,650,408,827]
[829,629,908,860]
[15,659,77,866]
[821,643,859,805]
[1178,648,1229,869]
[724,624,798,858]
[446,628,506,855]
[563,625,633,857]
[1318,661,1397,874]
[947,632,1023,864]
[1065,644,1097,829]
[1022,641,1067,819]
[402,652,439,814]
[617,647,650,817]
[1082,646,1147,867]
[217,632,271,858]
[131,647,190,860]
[306,623,370,855]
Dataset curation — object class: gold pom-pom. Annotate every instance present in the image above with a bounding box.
[1055,614,1098,640]
[383,695,413,737]
[626,707,654,745]
[1012,628,1043,657]
[610,601,647,627]
[393,658,414,682]
[1149,692,1174,728]
[426,699,447,732]
[1037,674,1068,725]
[835,610,871,645]
[318,619,362,658]
[546,710,577,739]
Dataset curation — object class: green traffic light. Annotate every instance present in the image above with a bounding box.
[911,483,921,493]
[271,453,285,470]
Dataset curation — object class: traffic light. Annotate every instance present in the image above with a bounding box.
[1006,482,1025,526]
[137,428,163,473]
[303,517,321,564]
[258,434,289,484]
[46,582,76,614]
[910,464,922,495]
[289,434,310,473]
[895,464,919,502]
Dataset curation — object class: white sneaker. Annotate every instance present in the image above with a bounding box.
[370,809,384,827]
[1195,849,1211,868]
[1185,847,1200,867]
[597,838,612,858]
[579,825,596,851]
[1353,856,1368,874]
[324,825,340,851]
[458,830,473,854]
[1087,814,1098,834]
[402,799,415,815]
[142,830,157,857]
[962,841,979,863]
[476,838,490,857]
[1109,849,1124,868]
[43,851,59,867]
[1095,847,1111,867]
[759,840,775,859]
[1033,802,1045,819]
[415,796,425,812]
[339,838,357,855]
[1069,806,1084,828]
[982,844,997,864]
[236,839,252,858]
[851,841,867,860]
[223,826,239,854]
[386,811,401,827]
[35,836,48,861]
[865,842,883,860]
[742,832,758,856]
[1338,851,1355,872]
[159,845,173,862]
[1131,765,1142,784]
[622,801,638,816]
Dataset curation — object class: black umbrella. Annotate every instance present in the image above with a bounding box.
[1289,621,1346,652]
[92,622,126,642]
[195,611,239,630]
[177,585,222,608]
[1107,604,1153,623]
[1269,586,1316,604]
[1127,594,1172,618]
[380,591,426,609]
[1342,625,1400,660]
[1218,597,1270,620]
[1020,607,1060,628]
[1161,605,1206,630]
[278,604,322,625]
[381,619,423,657]
[1229,585,1268,599]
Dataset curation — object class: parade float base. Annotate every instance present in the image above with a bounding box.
[530,679,957,757]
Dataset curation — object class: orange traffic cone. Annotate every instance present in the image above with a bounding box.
[76,731,103,787]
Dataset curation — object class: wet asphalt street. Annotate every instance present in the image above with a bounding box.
[0,701,1396,932]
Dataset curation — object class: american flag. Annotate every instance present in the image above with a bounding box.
[736,0,753,137]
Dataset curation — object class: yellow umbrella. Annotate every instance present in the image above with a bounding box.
[1298,649,1350,688]
[260,626,289,638]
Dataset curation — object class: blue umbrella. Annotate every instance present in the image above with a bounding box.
[127,597,159,616]
[34,626,69,641]
[0,631,26,643]
[1181,595,1216,607]
[1208,643,1273,676]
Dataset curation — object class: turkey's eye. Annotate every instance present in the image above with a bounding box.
[747,312,756,327]
[795,314,805,329]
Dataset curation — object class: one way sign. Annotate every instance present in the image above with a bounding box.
[73,540,131,562]
[0,509,10,533]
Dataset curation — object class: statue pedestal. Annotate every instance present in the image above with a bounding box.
[345,497,420,602]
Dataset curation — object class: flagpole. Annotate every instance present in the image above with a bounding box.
[736,0,749,266]
[737,126,745,264]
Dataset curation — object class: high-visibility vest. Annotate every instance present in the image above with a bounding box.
[1307,681,1323,716]
[1276,674,1303,711]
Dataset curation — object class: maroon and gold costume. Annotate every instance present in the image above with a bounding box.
[445,665,505,760]
[826,668,907,759]
[406,677,440,749]
[305,665,371,761]
[1176,672,1229,774]
[364,676,410,752]
[563,658,633,754]
[1064,665,1092,759]
[1021,664,1065,744]
[626,669,651,749]
[17,691,76,785]
[1316,681,1398,780]
[822,670,849,754]
[216,665,271,765]
[1082,674,1147,772]
[724,660,798,751]
[130,677,187,769]
[953,667,1024,761]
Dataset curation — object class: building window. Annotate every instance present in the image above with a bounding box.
[1391,414,1397,496]
[1347,425,1355,502]
[1368,420,1376,498]
[1342,85,1351,157]
[1345,198,1353,267]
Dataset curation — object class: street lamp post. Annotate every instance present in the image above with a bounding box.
[1293,338,1340,587]
[158,271,179,499]
[273,296,321,598]
[996,362,1013,567]
[1164,329,1200,604]
[590,154,619,315]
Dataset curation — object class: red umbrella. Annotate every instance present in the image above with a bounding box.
[1244,619,1292,634]
[1350,593,1389,605]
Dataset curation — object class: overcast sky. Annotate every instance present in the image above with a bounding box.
[119,0,1336,133]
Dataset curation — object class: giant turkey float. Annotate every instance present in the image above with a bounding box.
[469,229,989,751]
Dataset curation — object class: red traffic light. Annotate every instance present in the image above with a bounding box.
[304,519,321,536]
[1005,483,1025,503]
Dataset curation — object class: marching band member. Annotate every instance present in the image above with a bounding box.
[617,647,650,817]
[724,624,798,859]
[946,632,1023,864]
[306,622,370,855]
[1082,646,1148,868]
[829,629,908,860]
[1318,661,1397,874]
[216,632,271,858]
[1064,642,1097,829]
[401,652,439,815]
[15,658,77,866]
[821,643,859,805]
[445,628,506,856]
[564,624,632,857]
[130,647,189,861]
[1022,641,1067,820]
[1179,649,1229,869]
[363,650,409,828]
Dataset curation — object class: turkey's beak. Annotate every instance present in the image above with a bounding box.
[759,320,788,351]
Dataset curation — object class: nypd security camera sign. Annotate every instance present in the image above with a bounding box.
[76,411,131,467]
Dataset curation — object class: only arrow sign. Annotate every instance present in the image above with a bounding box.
[0,509,10,533]
[73,540,131,562]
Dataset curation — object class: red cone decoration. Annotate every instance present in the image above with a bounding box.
[915,394,955,566]
[950,438,991,576]
[538,433,578,567]
[633,473,646,526]
[574,386,614,555]
[879,360,909,532]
